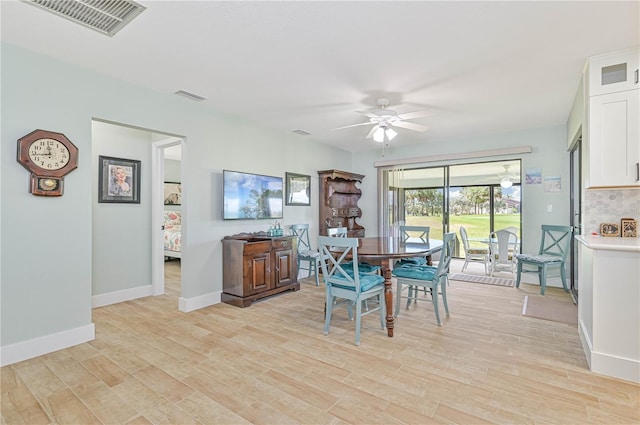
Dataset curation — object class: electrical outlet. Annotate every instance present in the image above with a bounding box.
[547,204,553,213]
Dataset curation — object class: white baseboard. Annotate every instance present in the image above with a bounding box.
[579,319,639,383]
[92,284,153,308]
[0,323,95,367]
[179,290,221,312]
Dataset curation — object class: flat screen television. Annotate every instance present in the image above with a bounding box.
[223,170,283,220]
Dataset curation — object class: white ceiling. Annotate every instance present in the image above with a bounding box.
[2,1,638,153]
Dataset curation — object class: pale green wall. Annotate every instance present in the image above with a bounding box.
[0,41,573,360]
[1,43,351,353]
[92,122,153,296]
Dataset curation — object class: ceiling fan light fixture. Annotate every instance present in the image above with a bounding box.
[500,177,513,188]
[373,127,385,143]
[386,127,397,140]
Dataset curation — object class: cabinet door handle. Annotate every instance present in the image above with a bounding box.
[636,69,639,84]
[636,162,639,182]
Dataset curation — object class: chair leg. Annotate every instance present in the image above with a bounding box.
[462,259,469,272]
[324,293,333,335]
[560,263,568,292]
[540,265,547,295]
[378,293,386,329]
[515,263,522,288]
[313,261,320,286]
[441,278,450,317]
[354,299,363,346]
[431,284,442,326]
[394,281,402,317]
[406,286,414,309]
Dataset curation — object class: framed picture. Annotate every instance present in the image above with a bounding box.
[164,181,181,205]
[98,155,141,203]
[621,218,637,238]
[285,172,311,206]
[600,222,620,237]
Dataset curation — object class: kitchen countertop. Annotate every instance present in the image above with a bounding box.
[576,235,640,252]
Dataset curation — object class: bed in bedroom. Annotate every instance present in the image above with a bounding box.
[164,210,182,259]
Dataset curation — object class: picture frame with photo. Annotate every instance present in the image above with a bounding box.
[285,172,311,206]
[164,181,181,205]
[98,155,141,203]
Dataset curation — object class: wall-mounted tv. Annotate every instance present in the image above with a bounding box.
[223,170,283,220]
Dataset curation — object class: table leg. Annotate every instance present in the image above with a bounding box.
[382,259,394,337]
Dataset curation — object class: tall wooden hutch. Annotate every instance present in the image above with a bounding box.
[318,169,365,237]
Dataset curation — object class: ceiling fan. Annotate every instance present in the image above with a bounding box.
[333,97,430,143]
[499,165,518,188]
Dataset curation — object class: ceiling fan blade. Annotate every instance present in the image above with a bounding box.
[365,125,378,139]
[356,111,379,119]
[393,121,429,132]
[396,110,430,120]
[331,122,374,131]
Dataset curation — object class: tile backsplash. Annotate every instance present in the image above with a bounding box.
[584,188,639,235]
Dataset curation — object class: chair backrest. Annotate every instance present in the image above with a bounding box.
[327,227,348,237]
[437,232,456,279]
[289,224,311,252]
[490,229,517,261]
[317,236,363,294]
[399,225,430,243]
[538,225,573,260]
[459,226,471,251]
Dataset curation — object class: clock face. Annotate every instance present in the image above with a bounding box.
[27,138,71,171]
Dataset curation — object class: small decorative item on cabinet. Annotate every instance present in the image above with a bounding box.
[600,222,621,237]
[621,218,637,238]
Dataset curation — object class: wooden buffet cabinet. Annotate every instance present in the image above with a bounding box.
[222,233,299,307]
[318,169,366,237]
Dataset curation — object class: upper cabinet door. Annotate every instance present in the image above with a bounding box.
[588,89,640,188]
[589,49,639,96]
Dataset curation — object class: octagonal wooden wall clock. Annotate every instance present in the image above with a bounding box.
[17,129,79,196]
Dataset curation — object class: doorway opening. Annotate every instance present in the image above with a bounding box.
[152,138,184,300]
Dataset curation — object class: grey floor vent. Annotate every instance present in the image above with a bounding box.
[21,0,146,37]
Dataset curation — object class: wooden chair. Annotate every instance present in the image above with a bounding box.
[289,224,322,286]
[318,236,386,346]
[392,232,456,326]
[515,225,573,295]
[459,226,490,274]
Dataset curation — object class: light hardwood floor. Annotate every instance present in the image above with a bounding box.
[2,259,639,424]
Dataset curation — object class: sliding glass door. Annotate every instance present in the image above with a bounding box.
[380,160,521,258]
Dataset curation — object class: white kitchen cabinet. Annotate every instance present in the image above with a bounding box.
[576,235,640,383]
[588,49,639,96]
[588,88,640,188]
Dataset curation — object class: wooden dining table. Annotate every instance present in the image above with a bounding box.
[355,236,443,337]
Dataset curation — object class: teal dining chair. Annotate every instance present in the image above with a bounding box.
[318,236,386,346]
[289,224,323,286]
[328,226,380,276]
[392,232,456,326]
[395,225,431,267]
[515,225,573,295]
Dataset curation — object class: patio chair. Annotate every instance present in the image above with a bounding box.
[488,229,518,276]
[459,226,490,275]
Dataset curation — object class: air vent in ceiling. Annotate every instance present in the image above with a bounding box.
[175,90,206,101]
[21,0,146,37]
